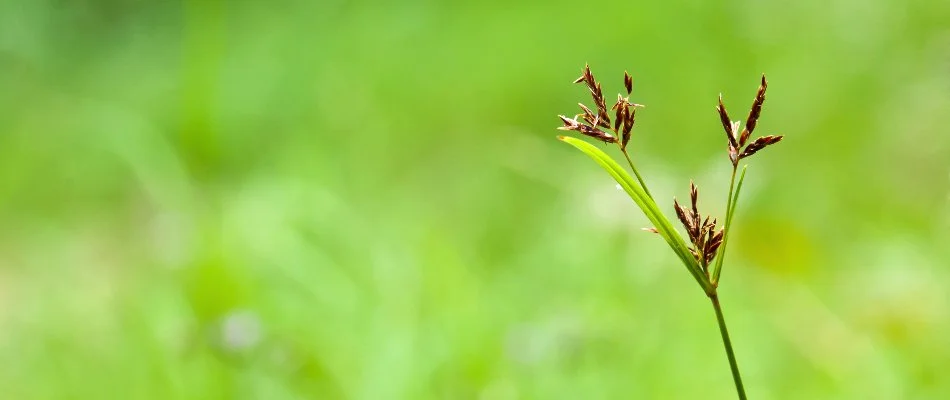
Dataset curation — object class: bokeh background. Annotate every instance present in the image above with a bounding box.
[1,0,949,398]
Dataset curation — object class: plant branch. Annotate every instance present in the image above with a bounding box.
[711,165,746,285]
[711,294,746,400]
[619,147,652,199]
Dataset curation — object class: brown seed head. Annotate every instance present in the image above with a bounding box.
[689,181,700,235]
[611,94,624,111]
[739,128,750,148]
[574,65,611,128]
[672,182,726,266]
[717,95,737,149]
[622,107,635,148]
[592,82,611,126]
[557,115,617,143]
[673,198,693,236]
[743,74,767,146]
[624,71,633,95]
[704,228,724,265]
[558,115,580,130]
[689,182,699,213]
[574,64,594,86]
[581,124,616,143]
[578,103,597,126]
[614,104,624,133]
[739,134,783,159]
[612,94,626,130]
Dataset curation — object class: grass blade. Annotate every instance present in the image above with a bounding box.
[558,136,712,294]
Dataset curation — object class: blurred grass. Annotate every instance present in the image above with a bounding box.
[0,0,949,398]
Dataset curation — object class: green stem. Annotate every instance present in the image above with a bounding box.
[710,166,738,285]
[620,148,652,199]
[711,294,746,400]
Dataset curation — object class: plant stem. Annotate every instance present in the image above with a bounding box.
[620,148,652,199]
[710,166,738,285]
[711,294,746,400]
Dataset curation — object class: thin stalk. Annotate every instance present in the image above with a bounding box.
[620,148,652,199]
[711,294,746,400]
[710,166,738,285]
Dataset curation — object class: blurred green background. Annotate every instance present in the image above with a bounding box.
[1,0,949,398]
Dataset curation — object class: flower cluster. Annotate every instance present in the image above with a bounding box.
[674,182,724,269]
[557,65,643,149]
[717,75,783,166]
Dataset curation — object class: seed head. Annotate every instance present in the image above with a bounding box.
[704,228,724,265]
[742,74,768,147]
[578,103,597,126]
[592,82,611,127]
[557,115,617,143]
[719,74,782,165]
[574,64,594,86]
[673,183,725,267]
[622,107,635,148]
[718,95,737,149]
[689,181,700,237]
[739,135,783,159]
[613,94,627,132]
[673,198,692,236]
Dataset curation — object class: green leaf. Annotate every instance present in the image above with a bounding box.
[558,136,712,294]
[711,165,747,284]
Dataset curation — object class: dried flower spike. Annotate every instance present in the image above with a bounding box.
[574,64,593,85]
[673,198,692,237]
[689,181,700,235]
[739,134,783,159]
[559,65,644,153]
[557,115,616,143]
[613,94,626,132]
[718,95,737,149]
[740,74,768,147]
[578,103,598,126]
[592,82,611,126]
[720,74,782,165]
[672,182,724,269]
[622,107,635,148]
